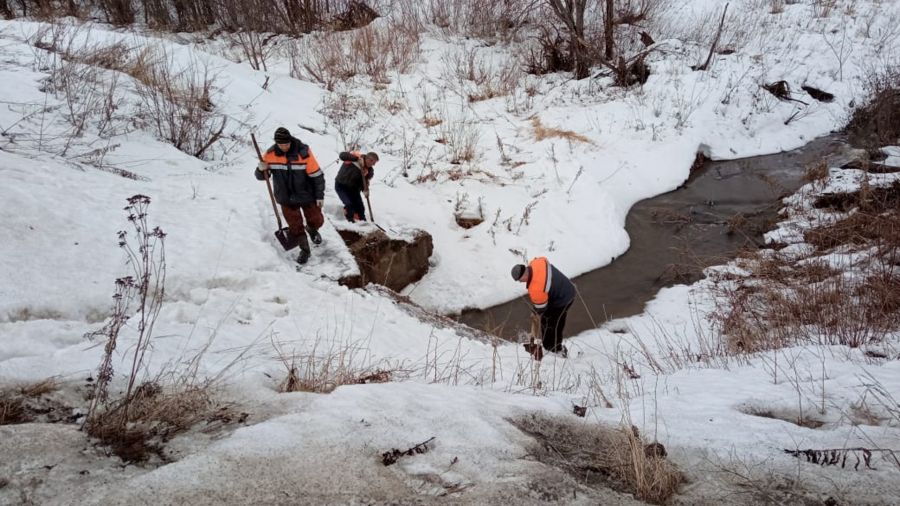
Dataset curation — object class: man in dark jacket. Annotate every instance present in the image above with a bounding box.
[334,151,378,222]
[512,257,576,359]
[255,127,325,264]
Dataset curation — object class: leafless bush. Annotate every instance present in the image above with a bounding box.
[85,195,166,420]
[441,46,522,102]
[319,87,374,150]
[292,19,419,89]
[847,63,900,151]
[97,0,135,25]
[438,116,480,164]
[812,0,837,18]
[422,0,539,41]
[132,47,227,159]
[520,26,575,75]
[228,31,277,71]
[80,196,237,463]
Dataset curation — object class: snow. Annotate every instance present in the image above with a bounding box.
[2,0,900,503]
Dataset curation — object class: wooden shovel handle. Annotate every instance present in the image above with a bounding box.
[251,133,284,230]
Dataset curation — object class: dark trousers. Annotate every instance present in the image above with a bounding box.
[541,303,572,352]
[334,183,366,222]
[282,203,323,247]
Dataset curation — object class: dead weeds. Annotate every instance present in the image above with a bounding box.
[0,379,70,426]
[511,414,684,505]
[83,382,227,463]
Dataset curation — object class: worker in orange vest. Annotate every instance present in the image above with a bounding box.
[512,257,575,359]
[255,127,325,265]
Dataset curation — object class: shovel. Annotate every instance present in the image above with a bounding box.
[252,133,298,251]
[363,175,375,223]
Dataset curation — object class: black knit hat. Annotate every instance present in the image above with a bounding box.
[274,127,291,143]
[511,264,526,281]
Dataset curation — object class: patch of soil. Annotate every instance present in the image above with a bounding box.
[337,229,433,292]
[455,215,484,229]
[740,405,826,429]
[801,85,835,103]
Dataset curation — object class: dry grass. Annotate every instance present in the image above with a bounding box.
[802,159,829,183]
[511,413,684,504]
[712,178,900,352]
[273,338,396,394]
[84,382,219,463]
[531,117,593,144]
[0,378,61,425]
[292,19,421,90]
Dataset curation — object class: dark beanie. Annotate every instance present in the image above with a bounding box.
[274,127,291,143]
[511,264,526,281]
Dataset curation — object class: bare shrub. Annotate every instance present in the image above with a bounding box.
[228,31,277,71]
[847,64,900,152]
[422,0,538,41]
[438,116,480,164]
[132,47,227,159]
[512,413,684,504]
[81,196,234,463]
[319,87,374,150]
[812,0,837,18]
[441,46,522,102]
[292,19,420,89]
[85,195,167,422]
[522,26,575,75]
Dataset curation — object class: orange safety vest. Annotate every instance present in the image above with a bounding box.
[262,147,321,177]
[527,257,552,310]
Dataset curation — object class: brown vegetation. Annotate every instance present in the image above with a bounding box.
[531,117,592,144]
[84,382,220,463]
[713,179,900,352]
[0,379,60,425]
[512,413,684,504]
[847,65,900,152]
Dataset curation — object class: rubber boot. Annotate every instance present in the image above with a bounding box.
[309,228,322,245]
[296,235,311,265]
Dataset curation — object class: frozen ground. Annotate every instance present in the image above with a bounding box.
[1,0,900,504]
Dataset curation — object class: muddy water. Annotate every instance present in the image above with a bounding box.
[458,134,847,340]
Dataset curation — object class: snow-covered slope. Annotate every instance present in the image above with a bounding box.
[2,0,900,503]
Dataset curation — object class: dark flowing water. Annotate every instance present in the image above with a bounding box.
[458,135,847,340]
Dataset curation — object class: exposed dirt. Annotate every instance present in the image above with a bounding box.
[337,229,433,292]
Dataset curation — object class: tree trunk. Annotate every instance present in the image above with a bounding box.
[604,0,614,61]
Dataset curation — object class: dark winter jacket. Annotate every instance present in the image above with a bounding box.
[526,257,575,313]
[254,137,324,207]
[334,151,373,193]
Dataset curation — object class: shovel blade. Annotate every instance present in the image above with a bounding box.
[275,228,299,251]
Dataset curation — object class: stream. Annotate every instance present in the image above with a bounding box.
[458,134,848,340]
